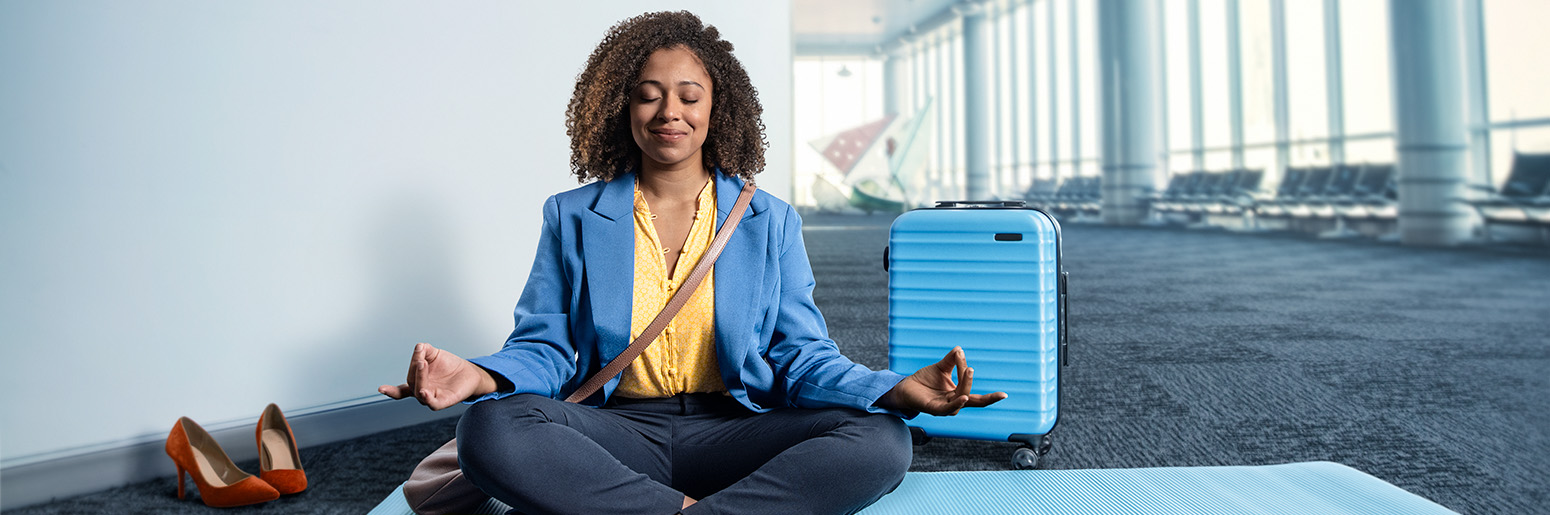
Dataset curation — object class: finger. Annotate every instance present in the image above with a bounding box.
[963,391,1009,408]
[406,343,427,390]
[930,347,964,389]
[956,347,972,385]
[946,394,970,416]
[921,393,966,417]
[955,366,976,399]
[412,354,433,404]
[422,343,439,365]
[931,347,960,374]
[378,383,413,399]
[423,389,447,411]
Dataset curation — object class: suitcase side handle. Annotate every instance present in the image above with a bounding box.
[1060,271,1069,366]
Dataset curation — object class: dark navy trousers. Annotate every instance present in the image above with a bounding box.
[455,393,912,515]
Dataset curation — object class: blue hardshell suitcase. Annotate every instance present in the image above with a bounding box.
[884,200,1067,469]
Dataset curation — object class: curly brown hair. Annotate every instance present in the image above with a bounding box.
[565,11,767,183]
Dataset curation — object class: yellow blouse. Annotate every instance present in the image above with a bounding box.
[612,179,727,398]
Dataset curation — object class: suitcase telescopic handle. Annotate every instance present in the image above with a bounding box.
[934,200,1027,208]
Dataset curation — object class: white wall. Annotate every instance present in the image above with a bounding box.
[0,0,791,467]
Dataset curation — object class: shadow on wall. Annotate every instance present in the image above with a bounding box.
[293,191,484,413]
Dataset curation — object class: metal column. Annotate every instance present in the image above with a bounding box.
[1324,0,1346,165]
[963,6,994,200]
[1388,0,1477,245]
[1098,0,1160,225]
[885,47,909,117]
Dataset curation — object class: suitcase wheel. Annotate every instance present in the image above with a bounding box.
[1011,435,1053,470]
[1012,446,1039,470]
[909,427,931,446]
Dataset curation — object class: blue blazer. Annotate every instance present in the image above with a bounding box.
[468,171,908,414]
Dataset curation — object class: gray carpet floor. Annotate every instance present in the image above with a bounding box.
[10,214,1548,514]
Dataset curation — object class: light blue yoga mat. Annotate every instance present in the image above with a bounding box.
[367,461,1457,515]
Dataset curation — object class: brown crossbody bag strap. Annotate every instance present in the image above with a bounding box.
[563,182,756,404]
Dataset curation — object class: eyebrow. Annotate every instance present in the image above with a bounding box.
[636,80,706,90]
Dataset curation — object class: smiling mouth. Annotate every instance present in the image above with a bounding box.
[651,129,688,141]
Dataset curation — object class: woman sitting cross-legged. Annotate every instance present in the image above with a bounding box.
[379,11,1006,515]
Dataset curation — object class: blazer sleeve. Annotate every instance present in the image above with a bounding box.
[763,205,910,416]
[465,195,576,402]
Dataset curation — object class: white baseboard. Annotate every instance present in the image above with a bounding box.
[0,398,464,511]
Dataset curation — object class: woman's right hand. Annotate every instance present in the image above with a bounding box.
[378,342,498,411]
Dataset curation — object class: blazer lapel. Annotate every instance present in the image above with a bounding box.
[713,172,768,364]
[582,173,636,362]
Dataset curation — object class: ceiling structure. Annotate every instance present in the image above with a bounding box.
[792,0,960,56]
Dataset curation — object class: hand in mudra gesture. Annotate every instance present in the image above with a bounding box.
[880,346,1008,416]
[378,343,497,411]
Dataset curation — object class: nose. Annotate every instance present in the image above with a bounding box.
[656,96,681,123]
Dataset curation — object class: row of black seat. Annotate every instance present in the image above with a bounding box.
[1022,164,1397,225]
[1025,176,1100,216]
[1152,168,1265,216]
[1020,152,1550,237]
[1470,152,1550,229]
[1255,163,1397,221]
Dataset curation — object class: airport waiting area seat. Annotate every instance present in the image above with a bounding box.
[1250,163,1397,236]
[1279,165,1336,219]
[1151,168,1266,223]
[1023,176,1060,208]
[367,461,1458,515]
[1182,170,1235,215]
[1027,175,1101,219]
[1254,167,1309,219]
[1306,164,1363,219]
[1209,168,1266,216]
[1469,152,1550,235]
[1149,171,1197,214]
[1338,163,1399,221]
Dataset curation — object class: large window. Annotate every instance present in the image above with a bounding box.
[1484,0,1550,185]
[1198,0,1231,152]
[1052,0,1073,180]
[1285,0,1330,166]
[1033,1,1052,179]
[1484,0,1550,122]
[1077,0,1099,178]
[792,57,885,206]
[1339,0,1394,165]
[787,0,1541,210]
[1163,0,1195,172]
[1238,0,1274,147]
[994,6,1015,193]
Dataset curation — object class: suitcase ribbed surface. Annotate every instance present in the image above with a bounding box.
[889,208,1061,441]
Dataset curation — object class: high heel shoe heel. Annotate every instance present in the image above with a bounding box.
[256,403,307,494]
[165,417,281,507]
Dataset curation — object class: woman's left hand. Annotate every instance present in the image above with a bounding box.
[878,346,1008,416]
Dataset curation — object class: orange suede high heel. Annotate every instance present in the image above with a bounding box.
[256,403,308,495]
[165,417,281,507]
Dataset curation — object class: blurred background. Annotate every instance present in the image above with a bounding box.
[793,0,1549,246]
